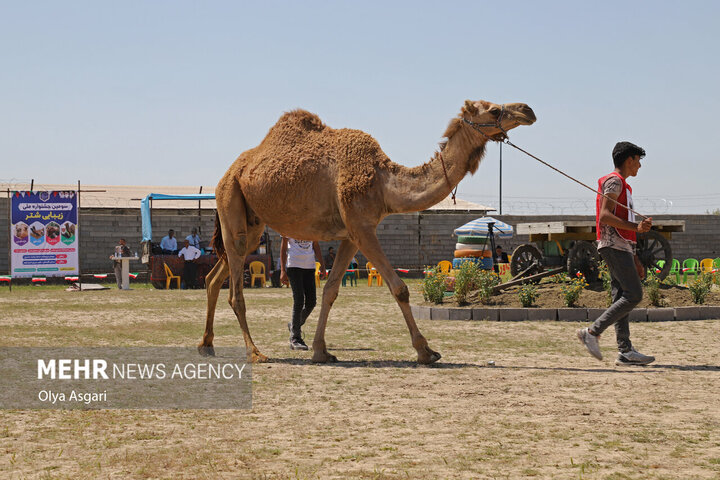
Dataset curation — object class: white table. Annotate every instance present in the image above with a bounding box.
[114,256,139,290]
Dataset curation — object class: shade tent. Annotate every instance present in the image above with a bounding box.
[453,216,513,238]
[141,193,216,242]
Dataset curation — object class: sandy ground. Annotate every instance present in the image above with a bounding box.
[1,283,720,479]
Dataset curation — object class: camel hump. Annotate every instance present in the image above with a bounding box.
[275,109,325,132]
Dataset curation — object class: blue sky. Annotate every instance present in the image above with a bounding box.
[2,1,719,214]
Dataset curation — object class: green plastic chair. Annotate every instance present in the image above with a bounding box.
[714,258,720,273]
[654,259,665,275]
[669,259,681,284]
[682,258,699,284]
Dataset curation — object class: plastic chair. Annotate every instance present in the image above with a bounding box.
[700,258,714,275]
[342,267,357,286]
[437,260,452,274]
[714,258,720,273]
[669,259,681,284]
[314,262,322,287]
[682,258,699,284]
[163,263,181,289]
[367,262,383,287]
[249,261,266,288]
[654,259,665,275]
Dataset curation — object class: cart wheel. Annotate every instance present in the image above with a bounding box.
[637,230,672,280]
[566,240,600,282]
[510,244,543,280]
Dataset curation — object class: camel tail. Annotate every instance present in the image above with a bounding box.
[211,212,225,259]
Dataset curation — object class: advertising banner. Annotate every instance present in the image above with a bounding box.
[10,190,79,278]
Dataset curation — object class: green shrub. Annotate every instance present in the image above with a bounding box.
[477,270,501,305]
[644,272,663,307]
[421,267,446,304]
[550,272,569,284]
[560,273,588,307]
[518,283,538,307]
[688,274,713,305]
[454,261,480,305]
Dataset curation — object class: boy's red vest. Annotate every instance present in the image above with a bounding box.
[596,172,636,243]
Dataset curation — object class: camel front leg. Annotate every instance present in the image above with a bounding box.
[353,231,441,364]
[312,239,357,363]
[197,256,229,356]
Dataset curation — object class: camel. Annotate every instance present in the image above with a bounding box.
[199,99,536,364]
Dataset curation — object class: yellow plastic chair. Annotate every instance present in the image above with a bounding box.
[163,263,181,289]
[700,258,714,275]
[314,262,321,287]
[367,262,383,286]
[437,260,452,275]
[249,261,266,288]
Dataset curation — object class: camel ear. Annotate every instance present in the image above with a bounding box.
[463,100,478,115]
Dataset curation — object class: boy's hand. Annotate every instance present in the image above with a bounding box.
[637,217,652,233]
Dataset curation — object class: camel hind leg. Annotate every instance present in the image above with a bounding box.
[198,256,230,356]
[215,179,268,363]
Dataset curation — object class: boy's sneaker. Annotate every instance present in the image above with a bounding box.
[290,337,309,351]
[577,327,602,360]
[615,348,655,366]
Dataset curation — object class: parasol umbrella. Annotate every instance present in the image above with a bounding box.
[453,216,513,238]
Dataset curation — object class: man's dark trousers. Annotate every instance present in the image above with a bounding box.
[590,247,643,353]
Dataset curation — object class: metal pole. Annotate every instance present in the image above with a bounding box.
[198,186,202,236]
[499,143,502,215]
[7,189,11,292]
[77,180,82,292]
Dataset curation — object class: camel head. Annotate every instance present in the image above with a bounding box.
[462,100,536,141]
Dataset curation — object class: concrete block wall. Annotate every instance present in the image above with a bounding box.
[1,196,719,274]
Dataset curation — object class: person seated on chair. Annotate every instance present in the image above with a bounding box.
[178,239,201,288]
[160,229,178,255]
[185,228,201,250]
[495,246,509,264]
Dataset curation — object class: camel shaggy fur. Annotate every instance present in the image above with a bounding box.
[199,99,536,364]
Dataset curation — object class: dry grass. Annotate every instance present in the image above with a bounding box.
[1,281,720,479]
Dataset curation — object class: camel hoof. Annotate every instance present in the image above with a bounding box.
[197,344,215,357]
[418,347,441,365]
[312,351,338,363]
[250,351,269,363]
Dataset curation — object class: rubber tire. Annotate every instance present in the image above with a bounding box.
[455,243,490,251]
[456,236,488,245]
[454,249,492,258]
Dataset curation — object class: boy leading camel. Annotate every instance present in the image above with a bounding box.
[577,141,655,366]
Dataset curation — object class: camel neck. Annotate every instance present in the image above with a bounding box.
[382,123,487,214]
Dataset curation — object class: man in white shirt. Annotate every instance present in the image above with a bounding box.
[178,239,202,288]
[186,228,201,250]
[160,229,178,254]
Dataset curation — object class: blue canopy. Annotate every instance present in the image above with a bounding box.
[141,193,216,241]
[453,216,513,238]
